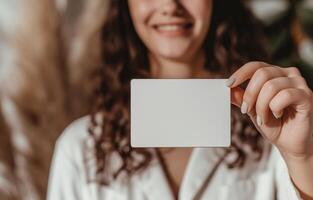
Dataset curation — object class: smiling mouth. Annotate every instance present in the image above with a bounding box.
[153,22,193,35]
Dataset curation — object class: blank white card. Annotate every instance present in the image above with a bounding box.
[131,79,230,147]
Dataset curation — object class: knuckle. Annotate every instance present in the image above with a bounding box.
[287,67,301,76]
[283,89,294,99]
[245,61,266,68]
[294,76,308,87]
[255,67,270,79]
[249,61,264,65]
[264,80,276,93]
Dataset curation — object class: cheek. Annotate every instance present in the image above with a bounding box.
[184,0,212,32]
[128,1,154,33]
[187,0,212,17]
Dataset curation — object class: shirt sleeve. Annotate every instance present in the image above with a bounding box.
[273,147,303,200]
[46,136,83,200]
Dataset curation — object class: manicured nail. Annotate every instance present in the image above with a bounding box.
[273,111,283,119]
[257,115,263,126]
[225,77,236,87]
[241,101,249,114]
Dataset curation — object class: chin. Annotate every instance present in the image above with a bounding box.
[155,46,193,61]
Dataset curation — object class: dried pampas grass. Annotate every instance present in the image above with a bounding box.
[0,0,108,199]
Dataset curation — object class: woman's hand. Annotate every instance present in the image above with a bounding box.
[227,61,313,198]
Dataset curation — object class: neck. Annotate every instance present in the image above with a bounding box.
[149,51,207,79]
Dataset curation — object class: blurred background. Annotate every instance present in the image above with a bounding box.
[0,0,312,199]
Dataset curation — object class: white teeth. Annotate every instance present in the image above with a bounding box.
[157,25,183,31]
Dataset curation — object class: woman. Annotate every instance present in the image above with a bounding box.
[47,0,313,199]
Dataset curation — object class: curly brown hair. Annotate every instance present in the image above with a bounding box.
[87,0,268,185]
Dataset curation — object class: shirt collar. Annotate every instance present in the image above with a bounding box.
[135,148,226,200]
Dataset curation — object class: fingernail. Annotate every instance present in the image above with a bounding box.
[241,101,249,114]
[273,111,283,119]
[225,77,236,87]
[257,115,263,126]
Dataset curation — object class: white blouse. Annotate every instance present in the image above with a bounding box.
[47,116,302,200]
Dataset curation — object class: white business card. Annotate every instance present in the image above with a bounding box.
[130,79,231,147]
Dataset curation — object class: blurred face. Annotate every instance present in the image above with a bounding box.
[128,0,213,62]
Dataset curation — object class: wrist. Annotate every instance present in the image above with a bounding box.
[282,152,313,198]
[285,155,313,170]
[279,140,313,166]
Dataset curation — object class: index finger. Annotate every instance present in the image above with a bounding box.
[226,61,273,88]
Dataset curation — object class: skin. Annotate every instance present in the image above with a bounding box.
[128,0,313,199]
[128,0,212,79]
[128,0,213,193]
[229,62,313,199]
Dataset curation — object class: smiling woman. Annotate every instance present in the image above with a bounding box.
[128,0,212,69]
[46,0,313,200]
[88,0,266,185]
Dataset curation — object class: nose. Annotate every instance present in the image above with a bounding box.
[161,0,183,16]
